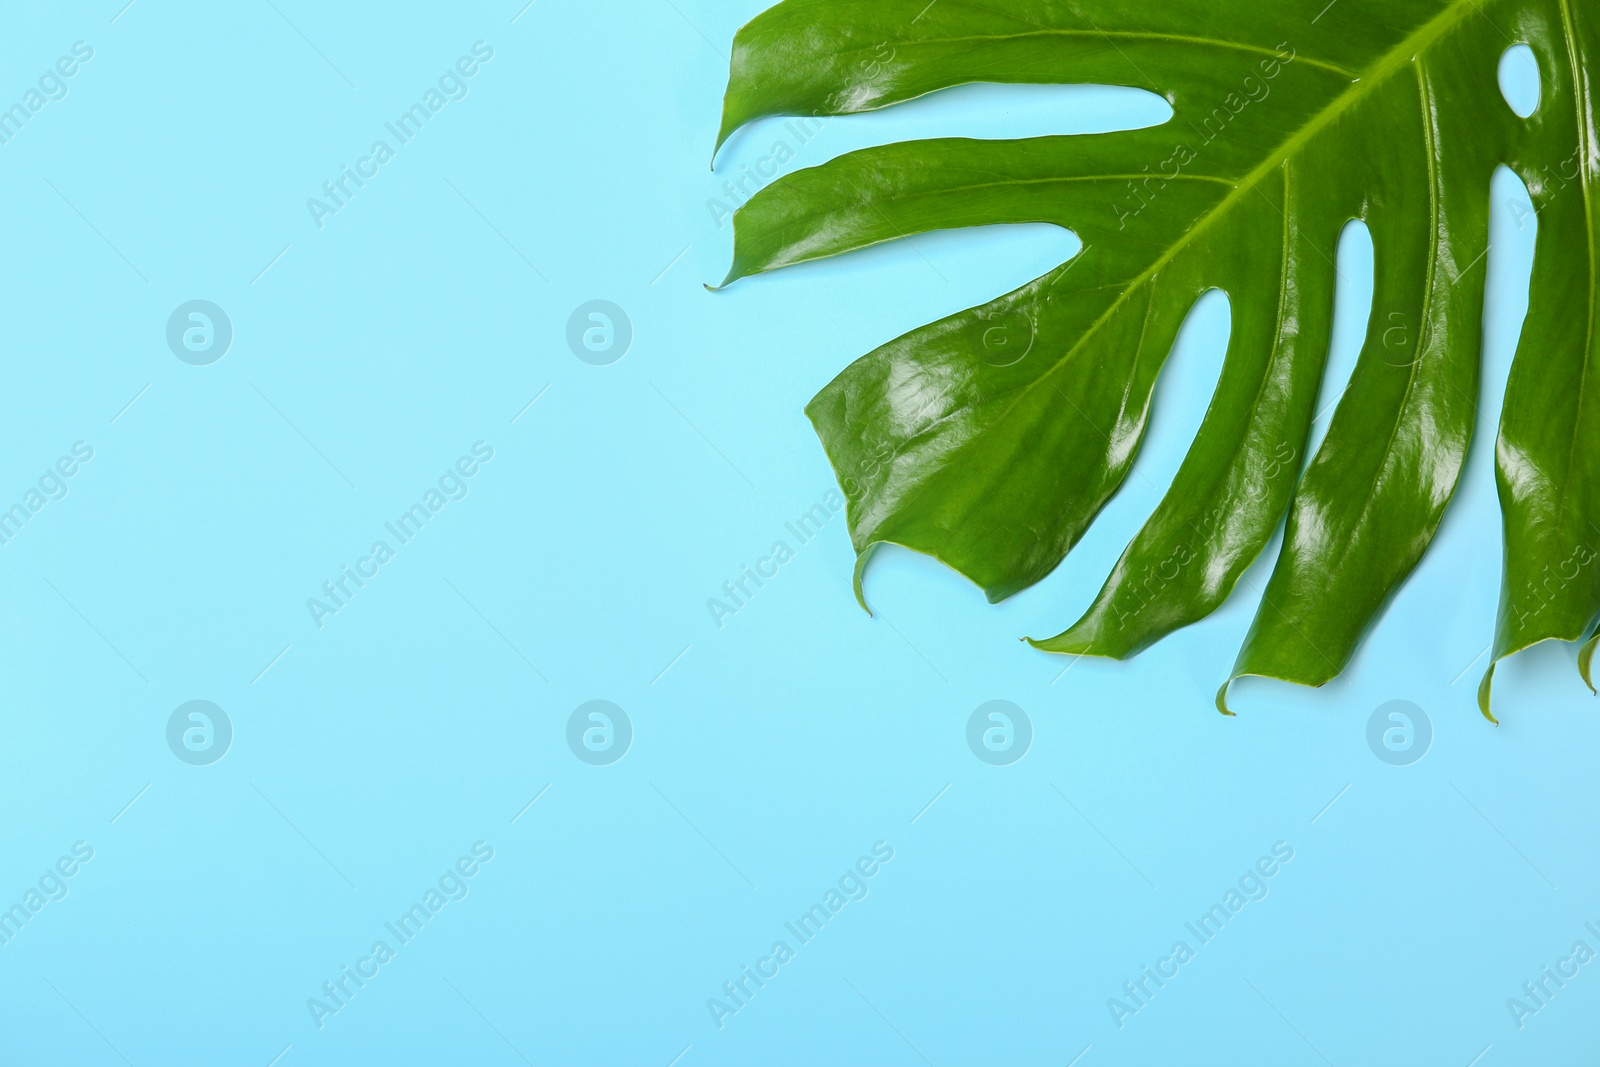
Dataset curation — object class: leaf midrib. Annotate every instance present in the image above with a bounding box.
[945,0,1494,466]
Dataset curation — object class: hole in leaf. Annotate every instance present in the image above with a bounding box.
[832,82,1173,144]
[1305,220,1375,459]
[1137,289,1233,495]
[1428,166,1537,553]
[1482,165,1538,425]
[724,84,1173,174]
[1498,44,1540,118]
[1030,287,1232,622]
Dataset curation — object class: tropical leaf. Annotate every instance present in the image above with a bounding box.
[711,0,1600,719]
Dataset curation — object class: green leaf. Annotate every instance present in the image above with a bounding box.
[713,0,1600,718]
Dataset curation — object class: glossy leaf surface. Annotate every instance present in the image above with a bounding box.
[713,0,1600,717]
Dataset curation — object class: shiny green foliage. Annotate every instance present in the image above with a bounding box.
[712,0,1600,718]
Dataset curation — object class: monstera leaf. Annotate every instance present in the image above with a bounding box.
[711,0,1599,719]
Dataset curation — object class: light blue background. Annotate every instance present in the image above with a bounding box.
[0,2,1588,1064]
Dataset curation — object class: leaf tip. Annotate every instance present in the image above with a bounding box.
[1024,632,1084,656]
[852,546,878,617]
[1215,679,1237,717]
[712,114,741,168]
[1477,663,1501,725]
[710,263,748,291]
[1579,634,1598,695]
